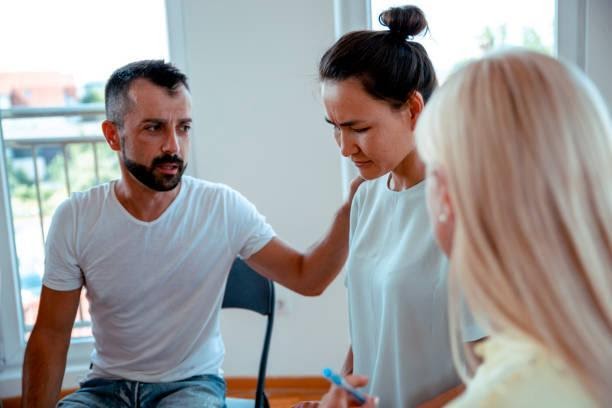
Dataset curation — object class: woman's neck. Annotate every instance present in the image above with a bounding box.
[388,150,426,191]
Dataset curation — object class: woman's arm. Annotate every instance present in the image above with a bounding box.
[341,346,354,375]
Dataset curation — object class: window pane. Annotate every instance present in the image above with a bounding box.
[371,0,556,83]
[0,0,168,340]
[5,116,119,339]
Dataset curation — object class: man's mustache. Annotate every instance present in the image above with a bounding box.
[151,155,184,167]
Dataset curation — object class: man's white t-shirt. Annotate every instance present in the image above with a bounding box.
[43,176,275,383]
[346,175,483,407]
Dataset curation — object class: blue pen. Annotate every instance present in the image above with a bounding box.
[322,368,367,405]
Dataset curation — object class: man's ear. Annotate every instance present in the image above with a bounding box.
[408,91,425,130]
[102,120,121,152]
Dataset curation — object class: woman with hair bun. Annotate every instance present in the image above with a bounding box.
[300,5,484,407]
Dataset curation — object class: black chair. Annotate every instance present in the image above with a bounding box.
[222,258,275,408]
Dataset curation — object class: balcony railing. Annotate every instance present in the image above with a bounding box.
[1,104,114,338]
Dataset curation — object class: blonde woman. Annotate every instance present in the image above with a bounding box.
[417,50,612,406]
[320,50,611,407]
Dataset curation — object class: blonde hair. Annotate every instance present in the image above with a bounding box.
[416,50,612,402]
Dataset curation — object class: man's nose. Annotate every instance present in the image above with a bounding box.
[162,129,180,155]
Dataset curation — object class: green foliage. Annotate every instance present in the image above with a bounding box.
[79,88,104,104]
[479,25,508,52]
[522,28,552,54]
[6,157,38,202]
[479,25,552,55]
[7,142,119,217]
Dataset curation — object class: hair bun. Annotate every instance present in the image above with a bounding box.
[379,5,428,40]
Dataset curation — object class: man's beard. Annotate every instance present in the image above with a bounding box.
[122,152,187,192]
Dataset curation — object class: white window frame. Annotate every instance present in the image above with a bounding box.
[0,111,98,398]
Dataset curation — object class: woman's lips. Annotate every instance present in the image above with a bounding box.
[353,160,372,168]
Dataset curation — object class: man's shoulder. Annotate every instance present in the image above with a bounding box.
[60,182,114,212]
[182,176,245,202]
[69,180,112,199]
[47,182,114,237]
[182,175,227,192]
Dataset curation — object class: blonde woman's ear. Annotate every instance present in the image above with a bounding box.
[438,206,449,223]
[427,168,456,255]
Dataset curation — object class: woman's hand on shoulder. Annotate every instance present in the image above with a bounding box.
[348,177,366,204]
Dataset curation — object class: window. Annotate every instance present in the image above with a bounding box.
[0,0,169,380]
[370,0,556,83]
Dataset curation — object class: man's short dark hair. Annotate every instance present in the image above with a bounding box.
[104,60,189,127]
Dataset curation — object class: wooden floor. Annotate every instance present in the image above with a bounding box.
[2,376,328,408]
[228,377,328,407]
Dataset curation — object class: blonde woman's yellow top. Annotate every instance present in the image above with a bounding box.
[447,334,597,407]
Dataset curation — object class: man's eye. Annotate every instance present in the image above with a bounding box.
[145,124,160,132]
[353,127,370,133]
[182,125,191,132]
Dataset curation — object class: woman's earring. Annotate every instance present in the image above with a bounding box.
[438,211,448,223]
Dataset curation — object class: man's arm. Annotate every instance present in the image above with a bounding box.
[22,285,82,408]
[247,177,363,296]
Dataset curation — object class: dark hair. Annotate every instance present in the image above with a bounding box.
[319,5,437,108]
[104,60,189,126]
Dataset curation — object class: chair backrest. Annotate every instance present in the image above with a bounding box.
[222,258,275,408]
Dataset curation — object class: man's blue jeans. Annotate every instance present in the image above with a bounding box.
[57,374,226,407]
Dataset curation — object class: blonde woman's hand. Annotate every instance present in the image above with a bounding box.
[319,375,378,408]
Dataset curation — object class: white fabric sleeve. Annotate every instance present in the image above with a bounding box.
[225,188,276,259]
[42,199,83,291]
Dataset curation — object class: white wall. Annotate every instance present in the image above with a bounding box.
[165,0,350,376]
[557,0,612,107]
[584,0,612,107]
